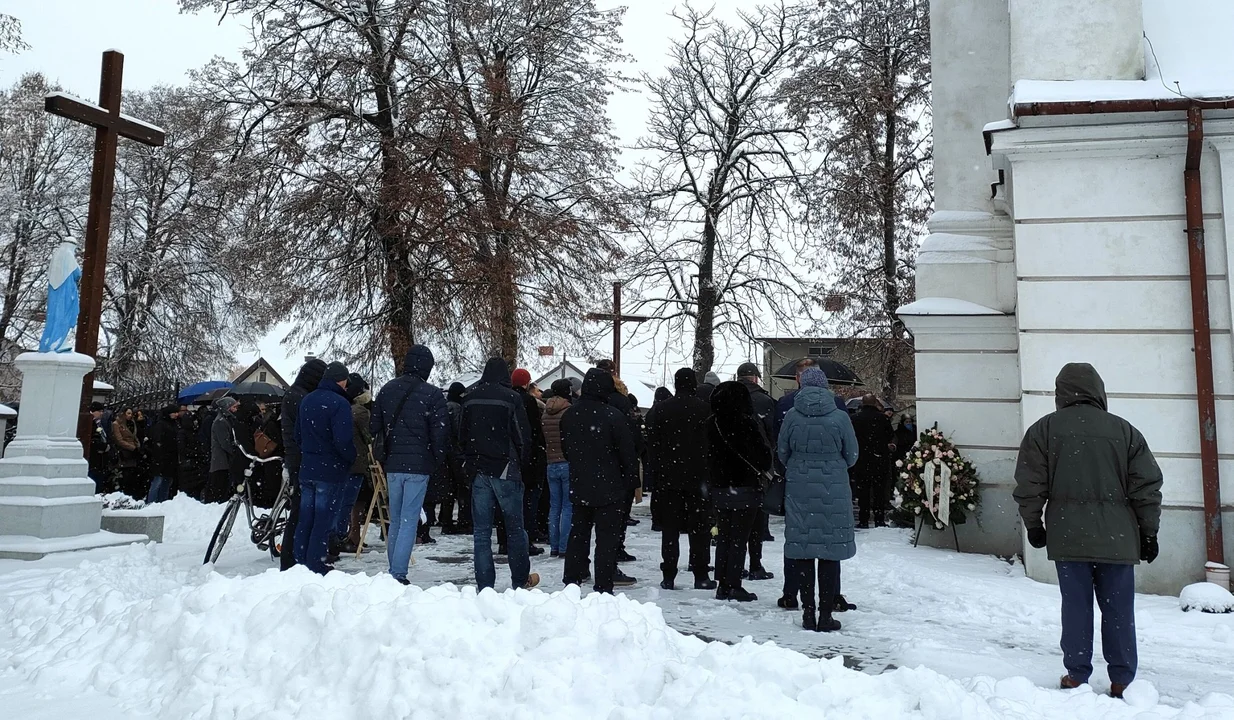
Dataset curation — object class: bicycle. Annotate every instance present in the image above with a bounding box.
[203,432,292,565]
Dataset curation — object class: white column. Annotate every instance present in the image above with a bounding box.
[1009,0,1144,82]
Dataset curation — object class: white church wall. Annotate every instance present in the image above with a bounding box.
[1009,0,1143,82]
[1018,279,1232,331]
[1015,218,1226,278]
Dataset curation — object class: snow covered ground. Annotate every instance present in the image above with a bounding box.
[2,496,1233,719]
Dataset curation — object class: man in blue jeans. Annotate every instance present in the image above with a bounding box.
[1014,363,1163,698]
[460,357,539,591]
[294,362,356,575]
[371,345,449,585]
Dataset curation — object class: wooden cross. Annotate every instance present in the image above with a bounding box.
[44,50,166,454]
[586,282,651,377]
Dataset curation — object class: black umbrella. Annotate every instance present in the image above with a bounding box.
[229,381,286,399]
[194,387,230,405]
[772,357,862,386]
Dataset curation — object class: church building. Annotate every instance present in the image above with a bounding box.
[900,0,1233,593]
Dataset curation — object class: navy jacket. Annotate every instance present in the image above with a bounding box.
[459,358,531,479]
[296,380,356,484]
[371,345,449,475]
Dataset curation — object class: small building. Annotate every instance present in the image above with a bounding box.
[231,357,290,390]
[758,337,916,408]
[534,360,665,402]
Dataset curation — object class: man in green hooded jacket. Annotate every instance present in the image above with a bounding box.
[1014,363,1163,698]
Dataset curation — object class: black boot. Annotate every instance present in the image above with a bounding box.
[834,595,856,613]
[694,576,718,591]
[660,578,675,590]
[802,608,817,631]
[816,614,842,632]
[727,587,758,602]
[777,595,799,610]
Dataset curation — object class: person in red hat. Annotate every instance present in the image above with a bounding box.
[511,368,547,557]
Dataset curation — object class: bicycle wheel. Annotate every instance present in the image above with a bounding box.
[204,497,242,565]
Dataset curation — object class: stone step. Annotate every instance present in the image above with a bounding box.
[0,530,147,560]
[0,454,90,481]
[0,495,103,539]
[0,476,96,498]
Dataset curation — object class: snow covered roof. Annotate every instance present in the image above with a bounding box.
[1012,0,1234,106]
[897,298,1002,316]
[0,403,15,418]
[93,380,114,391]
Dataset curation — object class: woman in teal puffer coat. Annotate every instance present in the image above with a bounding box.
[777,367,859,632]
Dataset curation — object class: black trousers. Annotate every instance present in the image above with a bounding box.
[792,558,841,616]
[856,467,891,525]
[714,506,758,591]
[280,464,301,571]
[565,502,623,593]
[746,510,767,571]
[619,488,635,550]
[660,505,712,582]
[783,556,843,602]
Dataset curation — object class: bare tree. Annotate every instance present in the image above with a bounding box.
[99,86,266,383]
[628,2,813,377]
[0,73,89,356]
[0,14,28,54]
[785,0,931,402]
[423,0,629,365]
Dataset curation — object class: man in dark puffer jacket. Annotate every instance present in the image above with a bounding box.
[371,345,449,584]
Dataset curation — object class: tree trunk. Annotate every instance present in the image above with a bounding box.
[693,210,718,377]
[880,45,902,404]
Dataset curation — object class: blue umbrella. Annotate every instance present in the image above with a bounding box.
[178,380,233,404]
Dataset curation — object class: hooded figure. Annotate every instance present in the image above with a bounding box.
[777,366,860,631]
[370,345,449,582]
[441,381,471,534]
[1013,363,1163,696]
[278,356,328,569]
[644,367,715,589]
[560,368,639,593]
[707,381,772,602]
[460,357,538,591]
[850,392,895,528]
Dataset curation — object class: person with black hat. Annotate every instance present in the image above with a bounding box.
[541,378,574,556]
[644,368,716,590]
[330,372,370,558]
[88,401,112,493]
[560,368,639,593]
[736,361,776,580]
[441,382,471,534]
[293,361,355,575]
[145,404,182,503]
[459,357,539,591]
[279,356,328,570]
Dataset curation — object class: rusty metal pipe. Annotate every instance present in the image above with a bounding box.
[1184,107,1226,565]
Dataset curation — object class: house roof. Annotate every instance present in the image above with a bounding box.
[234,357,290,388]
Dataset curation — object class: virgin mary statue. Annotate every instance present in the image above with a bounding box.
[38,238,81,354]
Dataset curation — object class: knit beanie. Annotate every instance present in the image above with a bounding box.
[799,367,829,388]
[322,361,349,385]
[511,368,532,388]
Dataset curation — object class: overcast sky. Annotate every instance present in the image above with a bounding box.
[0,0,788,385]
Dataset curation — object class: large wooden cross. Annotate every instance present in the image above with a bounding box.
[45,51,166,453]
[586,282,651,377]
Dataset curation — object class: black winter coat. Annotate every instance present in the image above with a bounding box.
[371,345,449,476]
[850,405,894,484]
[281,358,327,474]
[738,378,776,444]
[561,370,638,507]
[516,386,547,487]
[707,382,772,510]
[459,358,531,480]
[147,408,180,479]
[644,388,711,526]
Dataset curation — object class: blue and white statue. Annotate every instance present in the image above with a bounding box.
[37,238,81,354]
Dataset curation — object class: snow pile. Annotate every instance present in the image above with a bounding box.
[2,546,1232,720]
[1180,582,1234,614]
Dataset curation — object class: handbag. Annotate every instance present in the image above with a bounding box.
[713,418,779,497]
[762,475,786,516]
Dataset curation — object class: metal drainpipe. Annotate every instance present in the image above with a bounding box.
[990,100,1229,567]
[1184,107,1226,565]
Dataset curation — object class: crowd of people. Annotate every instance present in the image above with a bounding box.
[83,348,1166,696]
[266,348,926,634]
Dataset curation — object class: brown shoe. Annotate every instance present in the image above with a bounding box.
[1110,683,1127,699]
[523,573,541,590]
[1060,675,1084,690]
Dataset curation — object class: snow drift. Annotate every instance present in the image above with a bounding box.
[4,547,1234,719]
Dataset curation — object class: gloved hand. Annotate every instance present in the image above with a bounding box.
[1027,527,1047,549]
[1140,533,1159,563]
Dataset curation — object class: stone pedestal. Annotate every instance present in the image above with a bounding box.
[0,352,146,560]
